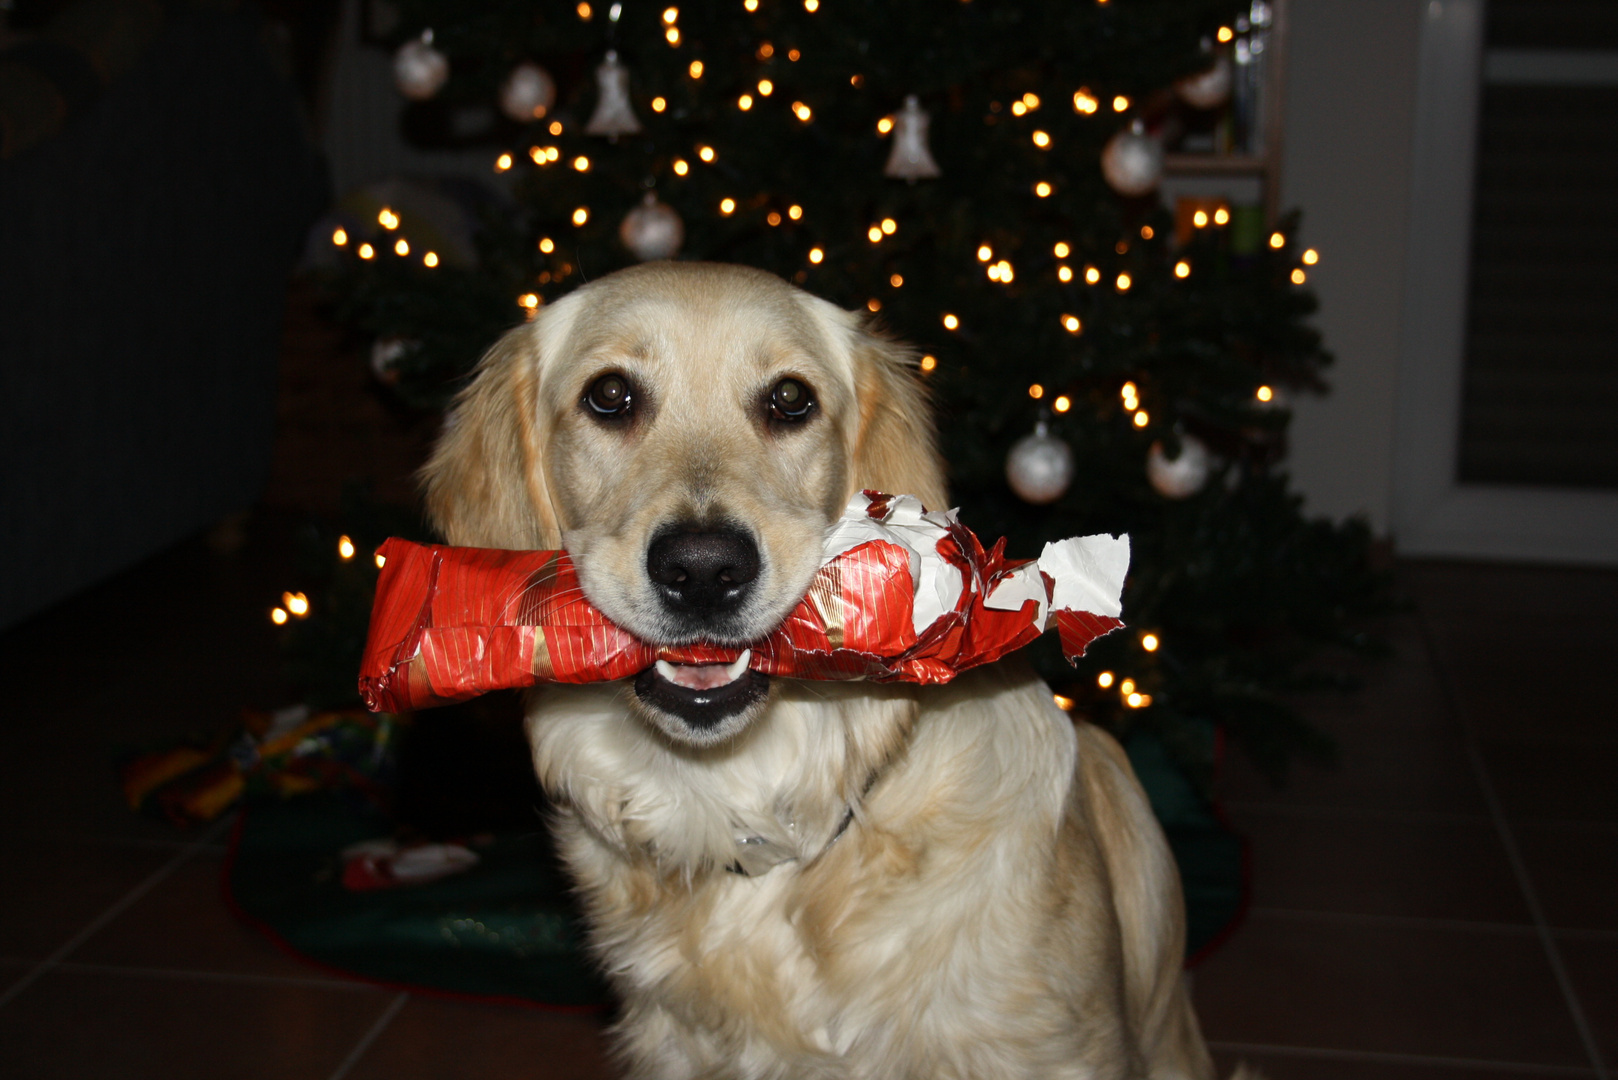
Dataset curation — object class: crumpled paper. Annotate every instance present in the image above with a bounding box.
[358,492,1128,713]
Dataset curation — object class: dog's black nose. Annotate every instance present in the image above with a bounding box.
[647,528,760,613]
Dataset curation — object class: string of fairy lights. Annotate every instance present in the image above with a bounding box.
[310,1,1322,718]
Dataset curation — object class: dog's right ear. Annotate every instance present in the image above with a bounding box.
[421,320,561,550]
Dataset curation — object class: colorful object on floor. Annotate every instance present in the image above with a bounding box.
[226,792,611,1009]
[120,707,402,826]
[359,492,1129,713]
[340,837,481,892]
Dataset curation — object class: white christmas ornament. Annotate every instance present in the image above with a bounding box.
[1146,434,1212,499]
[1175,54,1233,110]
[884,95,941,180]
[1006,421,1075,505]
[370,337,416,385]
[584,50,643,137]
[619,193,684,260]
[394,31,449,101]
[1101,119,1163,197]
[500,62,556,122]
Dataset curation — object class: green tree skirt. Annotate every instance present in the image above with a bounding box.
[226,731,1242,1007]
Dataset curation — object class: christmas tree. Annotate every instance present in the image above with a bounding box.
[315,0,1392,788]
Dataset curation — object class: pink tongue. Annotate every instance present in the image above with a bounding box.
[666,664,737,691]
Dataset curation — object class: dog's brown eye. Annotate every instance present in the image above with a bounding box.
[769,378,815,423]
[585,373,633,418]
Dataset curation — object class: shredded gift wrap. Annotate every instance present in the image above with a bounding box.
[358,492,1129,713]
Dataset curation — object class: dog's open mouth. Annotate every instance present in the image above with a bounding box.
[633,649,770,733]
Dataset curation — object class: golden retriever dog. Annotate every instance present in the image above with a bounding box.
[422,261,1234,1079]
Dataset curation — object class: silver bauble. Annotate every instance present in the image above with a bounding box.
[500,62,557,122]
[1101,120,1163,197]
[394,33,449,101]
[619,194,684,261]
[584,50,643,137]
[1146,434,1212,499]
[884,95,941,180]
[1175,55,1233,110]
[1006,421,1075,505]
[370,337,416,385]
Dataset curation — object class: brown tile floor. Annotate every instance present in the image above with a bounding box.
[2,534,1613,1078]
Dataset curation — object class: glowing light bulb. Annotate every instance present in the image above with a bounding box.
[804,0,818,11]
[270,605,289,625]
[1097,671,1114,688]
[662,6,678,22]
[889,273,903,287]
[572,207,589,225]
[1214,207,1230,225]
[1193,209,1209,228]
[1126,692,1145,708]
[283,591,309,616]
[720,198,737,214]
[877,116,894,134]
[788,49,800,61]
[868,225,883,242]
[1112,95,1130,112]
[495,153,513,172]
[1053,694,1074,711]
[1270,232,1285,249]
[942,313,959,330]
[577,1,592,18]
[1073,89,1098,114]
[651,96,667,112]
[1024,93,1041,109]
[378,208,399,230]
[538,237,554,253]
[1058,266,1073,282]
[1085,266,1101,285]
[394,238,409,256]
[665,27,680,43]
[1174,260,1190,278]
[768,211,782,226]
[689,60,704,79]
[867,298,881,312]
[1051,242,1069,259]
[1121,382,1137,399]
[744,0,757,9]
[793,101,812,121]
[758,43,774,58]
[1291,268,1307,284]
[1062,315,1081,333]
[332,228,348,246]
[1116,272,1132,291]
[549,120,563,135]
[987,263,1003,282]
[1120,678,1136,695]
[1012,101,1028,117]
[375,553,387,568]
[1053,395,1072,413]
[758,79,774,96]
[519,293,539,309]
[673,158,689,176]
[788,204,803,219]
[977,245,993,262]
[698,145,716,162]
[1032,130,1051,148]
[738,94,754,110]
[338,536,355,559]
[880,218,896,235]
[1029,384,1045,399]
[1141,226,1156,240]
[1133,410,1149,427]
[919,355,937,372]
[1034,182,1053,197]
[1257,385,1274,402]
[808,247,824,264]
[1218,25,1233,42]
[358,243,374,259]
[1303,248,1320,265]
[1142,633,1159,652]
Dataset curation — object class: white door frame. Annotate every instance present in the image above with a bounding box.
[1391,0,1618,566]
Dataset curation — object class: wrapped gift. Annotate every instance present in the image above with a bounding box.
[359,492,1128,713]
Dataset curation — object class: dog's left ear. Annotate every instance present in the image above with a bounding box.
[846,321,948,510]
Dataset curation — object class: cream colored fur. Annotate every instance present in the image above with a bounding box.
[423,262,1237,1079]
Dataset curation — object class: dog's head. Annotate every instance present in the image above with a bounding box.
[423,262,944,745]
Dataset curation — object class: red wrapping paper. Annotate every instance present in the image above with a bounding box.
[358,494,1127,713]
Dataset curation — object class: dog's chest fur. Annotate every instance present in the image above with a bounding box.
[525,666,1144,1079]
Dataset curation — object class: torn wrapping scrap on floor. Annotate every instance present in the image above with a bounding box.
[358,491,1129,713]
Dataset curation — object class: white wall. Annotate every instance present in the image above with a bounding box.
[1281,0,1425,533]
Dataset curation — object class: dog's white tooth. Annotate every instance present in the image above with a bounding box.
[655,659,682,684]
[724,649,752,682]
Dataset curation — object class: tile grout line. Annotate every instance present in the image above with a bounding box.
[0,814,235,1011]
[1209,1039,1599,1076]
[327,991,410,1080]
[1415,611,1611,1080]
